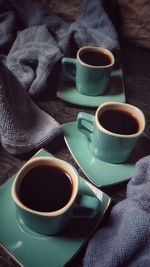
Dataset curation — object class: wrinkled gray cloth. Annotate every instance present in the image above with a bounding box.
[0,0,119,155]
[68,0,119,52]
[83,155,150,267]
[1,0,119,96]
[6,25,62,96]
[0,60,61,155]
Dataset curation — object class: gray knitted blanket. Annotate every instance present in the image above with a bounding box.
[83,155,150,267]
[0,0,119,155]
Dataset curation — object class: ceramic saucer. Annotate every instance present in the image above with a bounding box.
[0,149,110,267]
[57,69,125,107]
[62,121,142,187]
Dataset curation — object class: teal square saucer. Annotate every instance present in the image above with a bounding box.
[0,149,110,267]
[57,69,125,107]
[62,121,139,187]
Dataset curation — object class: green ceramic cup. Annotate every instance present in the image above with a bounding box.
[77,102,145,163]
[62,46,115,96]
[11,157,100,235]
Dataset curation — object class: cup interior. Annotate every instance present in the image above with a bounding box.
[11,157,79,216]
[95,102,145,137]
[77,46,115,68]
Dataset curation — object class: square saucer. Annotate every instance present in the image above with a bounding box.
[62,121,143,187]
[0,149,110,267]
[57,69,125,107]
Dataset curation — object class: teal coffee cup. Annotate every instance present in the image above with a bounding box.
[11,157,100,235]
[77,102,145,163]
[62,46,115,96]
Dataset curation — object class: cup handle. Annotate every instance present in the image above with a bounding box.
[74,178,103,218]
[79,178,103,201]
[77,112,94,141]
[62,57,76,81]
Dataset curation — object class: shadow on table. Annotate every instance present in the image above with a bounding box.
[128,134,150,164]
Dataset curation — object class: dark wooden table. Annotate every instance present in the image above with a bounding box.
[0,44,150,266]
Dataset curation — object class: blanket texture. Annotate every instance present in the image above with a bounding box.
[0,0,119,155]
[2,0,120,96]
[83,155,150,267]
[0,60,61,155]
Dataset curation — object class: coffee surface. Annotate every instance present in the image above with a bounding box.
[80,50,111,66]
[99,109,139,135]
[19,165,72,212]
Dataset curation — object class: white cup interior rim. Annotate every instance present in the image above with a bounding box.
[95,102,145,137]
[77,46,115,68]
[11,157,79,217]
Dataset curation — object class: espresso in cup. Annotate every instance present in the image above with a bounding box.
[12,157,100,235]
[12,157,78,235]
[62,46,115,96]
[79,50,112,67]
[98,109,139,135]
[77,102,145,163]
[19,165,73,212]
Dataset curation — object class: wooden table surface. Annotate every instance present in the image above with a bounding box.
[0,44,150,266]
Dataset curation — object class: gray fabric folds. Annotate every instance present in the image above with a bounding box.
[3,0,119,97]
[0,0,119,154]
[6,25,63,96]
[83,156,150,267]
[0,60,61,155]
[69,0,119,52]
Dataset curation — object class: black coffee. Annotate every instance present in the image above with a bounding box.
[19,165,72,212]
[80,50,111,66]
[99,109,139,135]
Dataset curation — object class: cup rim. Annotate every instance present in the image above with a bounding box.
[95,101,145,138]
[77,46,115,68]
[11,157,79,217]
